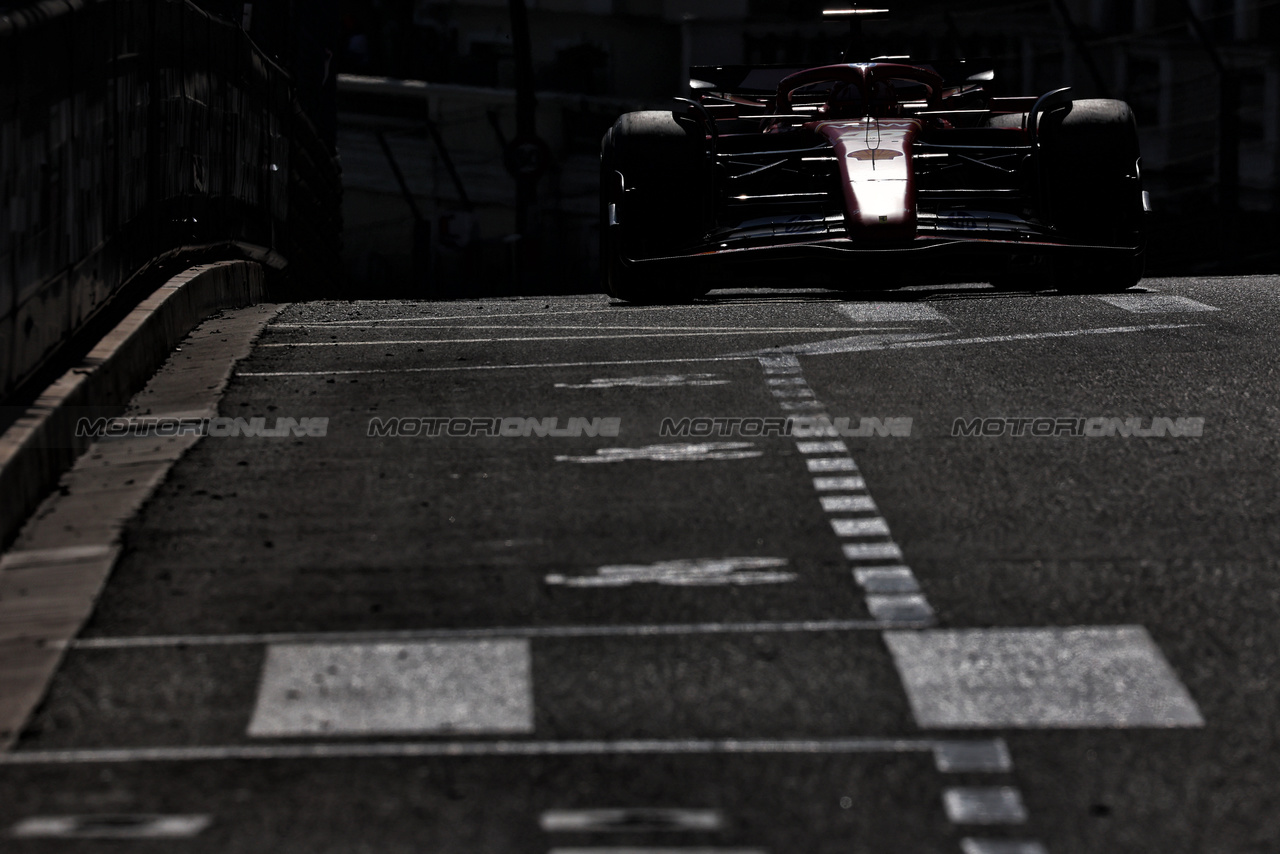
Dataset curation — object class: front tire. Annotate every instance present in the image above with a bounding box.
[600,111,710,303]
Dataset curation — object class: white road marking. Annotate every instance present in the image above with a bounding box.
[0,737,1009,765]
[885,627,1205,728]
[555,443,762,464]
[820,495,877,513]
[960,839,1050,854]
[806,458,858,472]
[771,388,816,398]
[733,324,1197,358]
[842,543,905,561]
[853,567,919,594]
[932,740,1013,773]
[1096,294,1219,313]
[66,618,908,650]
[540,808,725,832]
[235,324,1197,377]
[246,640,534,737]
[549,849,763,854]
[813,476,866,491]
[830,518,891,538]
[554,374,730,389]
[943,787,1028,824]
[838,302,947,322]
[275,323,861,333]
[766,377,807,386]
[797,441,848,454]
[545,558,795,588]
[866,595,935,623]
[8,815,212,838]
[758,355,801,373]
[779,400,826,411]
[260,329,864,346]
[275,304,794,326]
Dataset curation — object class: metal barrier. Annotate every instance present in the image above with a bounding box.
[0,0,342,400]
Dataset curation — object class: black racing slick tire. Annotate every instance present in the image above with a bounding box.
[1038,99,1147,292]
[600,111,710,303]
[986,101,1147,292]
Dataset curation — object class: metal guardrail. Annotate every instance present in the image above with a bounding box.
[0,0,342,401]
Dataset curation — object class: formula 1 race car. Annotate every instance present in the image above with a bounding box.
[599,8,1150,302]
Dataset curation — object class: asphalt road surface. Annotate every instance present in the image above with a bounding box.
[3,275,1278,853]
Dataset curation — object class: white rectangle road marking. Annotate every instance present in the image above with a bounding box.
[806,458,858,473]
[549,849,766,854]
[9,815,211,839]
[838,302,947,322]
[246,640,534,737]
[854,567,919,594]
[541,809,725,832]
[885,626,1205,728]
[831,518,891,537]
[961,840,1050,854]
[820,495,877,513]
[943,787,1028,824]
[933,740,1013,774]
[766,377,807,386]
[771,388,815,398]
[779,400,826,411]
[866,595,935,623]
[843,543,904,561]
[797,441,848,455]
[1097,294,1218,313]
[813,476,866,491]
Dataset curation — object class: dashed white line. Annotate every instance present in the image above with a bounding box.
[853,567,919,594]
[813,476,867,491]
[943,787,1029,825]
[820,496,877,513]
[842,543,905,561]
[806,458,858,473]
[797,441,848,454]
[8,815,212,839]
[830,518,891,537]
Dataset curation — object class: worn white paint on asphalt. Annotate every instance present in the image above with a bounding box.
[554,374,730,389]
[885,627,1205,728]
[548,848,765,854]
[842,543,905,561]
[796,441,848,454]
[806,458,858,473]
[555,443,763,464]
[932,740,1013,773]
[943,787,1029,824]
[545,558,795,588]
[0,736,1012,765]
[1096,294,1219,313]
[235,323,1200,377]
[854,567,919,594]
[866,595,936,623]
[8,815,212,838]
[838,302,948,323]
[960,839,1050,854]
[540,808,725,832]
[821,495,877,513]
[812,476,867,491]
[246,640,534,737]
[830,518,891,538]
[66,618,914,651]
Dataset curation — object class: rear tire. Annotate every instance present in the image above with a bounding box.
[600,111,710,303]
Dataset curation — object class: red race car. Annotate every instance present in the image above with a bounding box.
[600,8,1150,302]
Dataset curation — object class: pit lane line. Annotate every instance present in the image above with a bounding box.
[0,736,1009,766]
[234,323,1200,378]
[59,618,927,651]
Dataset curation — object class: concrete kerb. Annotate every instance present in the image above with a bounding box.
[0,261,267,550]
